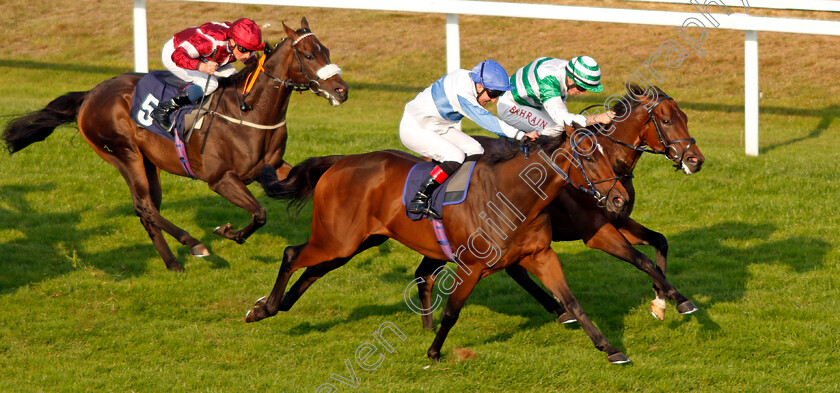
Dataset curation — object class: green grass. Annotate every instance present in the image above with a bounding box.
[2,1,840,392]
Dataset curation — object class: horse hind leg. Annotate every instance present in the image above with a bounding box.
[426,268,480,362]
[143,158,209,258]
[111,153,206,271]
[246,235,388,323]
[414,257,448,331]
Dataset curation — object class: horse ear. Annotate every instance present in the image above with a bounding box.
[300,16,310,30]
[282,21,298,41]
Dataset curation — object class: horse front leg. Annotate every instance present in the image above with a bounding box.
[209,171,266,244]
[616,218,672,317]
[246,244,306,322]
[585,222,695,320]
[521,249,629,364]
[504,264,577,324]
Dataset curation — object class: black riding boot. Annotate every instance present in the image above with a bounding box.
[407,175,443,219]
[151,91,192,132]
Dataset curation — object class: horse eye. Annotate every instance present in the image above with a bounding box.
[305,54,314,60]
[663,119,671,125]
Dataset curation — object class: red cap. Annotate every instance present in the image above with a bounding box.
[229,18,265,51]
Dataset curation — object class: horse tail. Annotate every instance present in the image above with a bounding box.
[2,91,88,154]
[258,155,346,211]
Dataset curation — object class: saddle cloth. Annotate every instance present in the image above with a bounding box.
[402,160,476,221]
[130,70,201,141]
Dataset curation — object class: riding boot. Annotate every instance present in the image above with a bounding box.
[151,90,192,132]
[407,163,456,219]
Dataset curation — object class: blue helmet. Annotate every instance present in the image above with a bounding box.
[469,60,513,91]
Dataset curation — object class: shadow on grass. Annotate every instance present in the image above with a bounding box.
[0,184,149,294]
[298,220,828,357]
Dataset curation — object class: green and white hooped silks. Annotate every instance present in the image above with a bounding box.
[565,56,603,93]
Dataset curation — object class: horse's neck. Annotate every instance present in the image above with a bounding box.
[246,47,296,124]
[478,144,575,222]
[601,114,646,175]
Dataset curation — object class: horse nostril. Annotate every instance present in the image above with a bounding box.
[687,156,699,164]
[613,196,625,209]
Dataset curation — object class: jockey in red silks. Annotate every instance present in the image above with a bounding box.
[152,18,265,131]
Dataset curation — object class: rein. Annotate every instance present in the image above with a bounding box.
[238,33,342,114]
[582,96,696,171]
[538,136,619,208]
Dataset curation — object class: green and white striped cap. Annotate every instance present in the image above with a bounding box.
[565,56,603,93]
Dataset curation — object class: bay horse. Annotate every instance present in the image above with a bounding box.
[247,128,637,364]
[2,18,348,271]
[415,85,705,331]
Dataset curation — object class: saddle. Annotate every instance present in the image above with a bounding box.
[402,160,476,221]
[129,71,213,142]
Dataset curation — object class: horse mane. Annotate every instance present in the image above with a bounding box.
[484,132,568,165]
[217,27,313,88]
[611,84,667,119]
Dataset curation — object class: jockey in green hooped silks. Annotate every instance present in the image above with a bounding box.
[497,56,615,135]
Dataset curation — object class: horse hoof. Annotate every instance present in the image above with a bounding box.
[556,312,578,325]
[165,262,185,272]
[427,350,441,362]
[608,353,631,364]
[650,298,666,321]
[254,296,267,307]
[190,244,210,257]
[677,300,698,315]
[245,297,268,323]
[213,223,232,236]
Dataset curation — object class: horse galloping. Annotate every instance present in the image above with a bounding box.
[415,85,706,330]
[2,18,348,271]
[247,128,636,363]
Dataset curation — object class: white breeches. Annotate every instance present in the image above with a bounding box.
[399,112,484,164]
[496,92,555,133]
[161,39,233,96]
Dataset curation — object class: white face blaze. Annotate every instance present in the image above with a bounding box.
[314,63,343,106]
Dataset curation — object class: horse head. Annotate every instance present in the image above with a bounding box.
[606,85,705,174]
[267,17,348,106]
[564,129,628,214]
[528,128,628,214]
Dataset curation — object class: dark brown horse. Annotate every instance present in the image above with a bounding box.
[2,18,348,271]
[247,129,636,363]
[414,85,705,331]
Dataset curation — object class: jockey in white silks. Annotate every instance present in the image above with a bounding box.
[399,59,526,219]
[497,56,614,135]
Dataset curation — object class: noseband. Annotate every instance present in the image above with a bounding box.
[264,33,342,94]
[586,96,696,171]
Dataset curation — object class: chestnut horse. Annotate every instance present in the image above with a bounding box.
[416,85,705,331]
[248,129,636,363]
[2,18,348,271]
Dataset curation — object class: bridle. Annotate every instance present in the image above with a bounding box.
[239,31,342,111]
[583,95,696,171]
[539,133,620,208]
[266,33,341,91]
